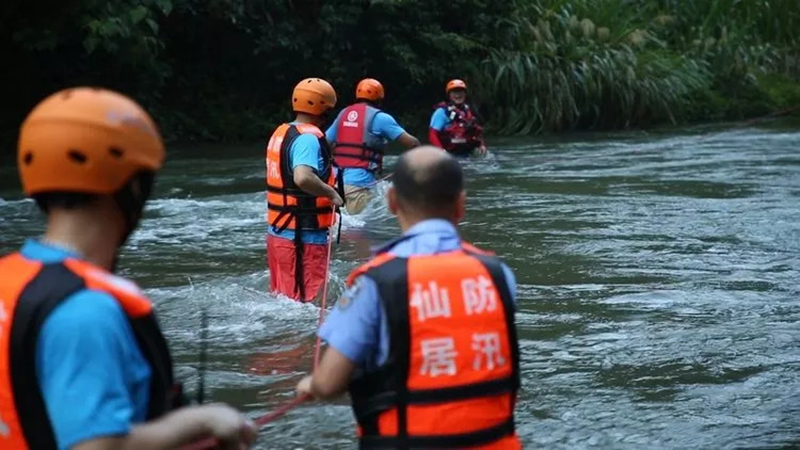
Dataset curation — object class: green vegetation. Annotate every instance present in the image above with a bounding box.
[2,0,799,147]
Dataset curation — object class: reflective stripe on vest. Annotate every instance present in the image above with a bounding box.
[0,253,179,450]
[346,244,521,449]
[265,123,336,232]
[333,103,385,171]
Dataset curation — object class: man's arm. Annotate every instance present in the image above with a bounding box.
[468,103,487,151]
[501,262,517,307]
[293,165,342,205]
[37,291,255,450]
[75,405,254,450]
[289,133,343,205]
[374,112,419,149]
[428,128,444,148]
[297,276,383,399]
[299,347,357,400]
[396,132,420,149]
[428,108,448,149]
[324,110,343,147]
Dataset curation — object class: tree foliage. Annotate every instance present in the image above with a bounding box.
[2,0,798,146]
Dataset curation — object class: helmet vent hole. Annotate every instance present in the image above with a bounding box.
[109,147,124,158]
[68,150,87,164]
[23,151,33,165]
[307,100,314,106]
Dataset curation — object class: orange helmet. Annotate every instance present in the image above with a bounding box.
[355,78,384,101]
[17,87,165,197]
[292,78,337,116]
[446,79,468,93]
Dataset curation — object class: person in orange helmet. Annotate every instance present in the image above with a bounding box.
[266,78,344,302]
[326,78,419,215]
[429,79,487,157]
[0,87,256,449]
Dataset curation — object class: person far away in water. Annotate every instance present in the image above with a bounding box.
[429,79,488,157]
[325,78,420,215]
[266,77,345,302]
[296,146,522,449]
[0,87,256,449]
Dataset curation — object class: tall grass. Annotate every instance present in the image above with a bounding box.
[472,0,800,134]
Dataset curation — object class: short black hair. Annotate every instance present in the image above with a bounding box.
[393,152,464,213]
[33,192,99,212]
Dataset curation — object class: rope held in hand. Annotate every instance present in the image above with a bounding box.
[182,206,337,449]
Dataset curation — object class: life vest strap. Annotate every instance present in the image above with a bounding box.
[335,142,385,155]
[269,206,332,234]
[11,263,83,449]
[358,417,515,449]
[336,152,383,164]
[335,143,384,167]
[407,375,516,404]
[352,376,516,429]
[267,203,333,215]
[266,183,310,197]
[359,375,517,420]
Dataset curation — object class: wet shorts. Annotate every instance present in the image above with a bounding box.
[267,234,328,302]
[344,184,374,215]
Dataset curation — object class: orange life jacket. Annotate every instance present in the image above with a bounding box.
[346,243,522,449]
[266,123,337,232]
[333,103,385,171]
[0,252,181,449]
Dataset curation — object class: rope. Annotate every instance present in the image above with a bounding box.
[342,171,394,196]
[180,103,800,450]
[182,206,337,449]
[313,205,337,367]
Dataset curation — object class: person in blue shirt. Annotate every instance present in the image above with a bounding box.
[296,146,521,446]
[326,78,419,215]
[0,88,255,449]
[266,78,344,302]
[429,79,487,157]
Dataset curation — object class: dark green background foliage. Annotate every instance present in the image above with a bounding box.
[2,0,799,147]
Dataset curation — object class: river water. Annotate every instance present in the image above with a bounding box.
[1,122,799,449]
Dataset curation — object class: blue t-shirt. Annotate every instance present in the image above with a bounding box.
[326,109,406,187]
[268,122,330,245]
[429,107,450,132]
[21,240,152,449]
[318,220,517,370]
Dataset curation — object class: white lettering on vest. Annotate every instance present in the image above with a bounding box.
[461,275,497,315]
[343,110,360,128]
[267,135,284,180]
[410,281,451,322]
[268,160,281,180]
[420,337,458,377]
[0,417,9,437]
[472,332,506,371]
[0,303,7,334]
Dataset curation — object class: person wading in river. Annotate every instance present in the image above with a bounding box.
[296,146,522,449]
[326,78,419,215]
[429,79,487,157]
[0,87,256,449]
[266,78,344,302]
